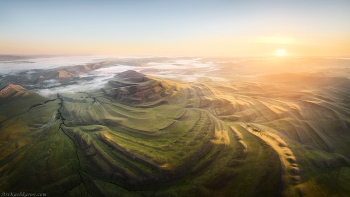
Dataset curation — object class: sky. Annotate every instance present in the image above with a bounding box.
[1,0,350,56]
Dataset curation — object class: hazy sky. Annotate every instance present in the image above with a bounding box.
[1,0,350,56]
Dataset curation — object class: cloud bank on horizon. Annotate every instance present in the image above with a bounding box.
[0,0,350,56]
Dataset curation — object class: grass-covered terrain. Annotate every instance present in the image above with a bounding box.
[1,69,350,196]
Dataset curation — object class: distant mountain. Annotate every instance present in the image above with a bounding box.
[0,84,28,98]
[33,63,104,83]
[57,70,75,78]
[116,70,149,82]
[117,70,145,78]
[34,76,45,85]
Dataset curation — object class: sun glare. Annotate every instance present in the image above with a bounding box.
[277,49,285,56]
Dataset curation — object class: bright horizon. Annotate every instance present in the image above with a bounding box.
[1,0,350,56]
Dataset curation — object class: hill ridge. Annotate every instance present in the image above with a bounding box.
[0,84,26,98]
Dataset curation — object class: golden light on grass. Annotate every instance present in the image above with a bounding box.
[277,49,286,56]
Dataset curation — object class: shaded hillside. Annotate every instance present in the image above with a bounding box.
[0,85,54,123]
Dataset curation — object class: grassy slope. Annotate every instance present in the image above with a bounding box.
[0,71,350,196]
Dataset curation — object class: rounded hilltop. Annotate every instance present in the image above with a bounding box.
[116,70,145,78]
[0,84,27,98]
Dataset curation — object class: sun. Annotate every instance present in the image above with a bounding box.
[277,49,285,56]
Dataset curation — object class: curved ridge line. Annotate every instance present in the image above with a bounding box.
[237,123,301,196]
